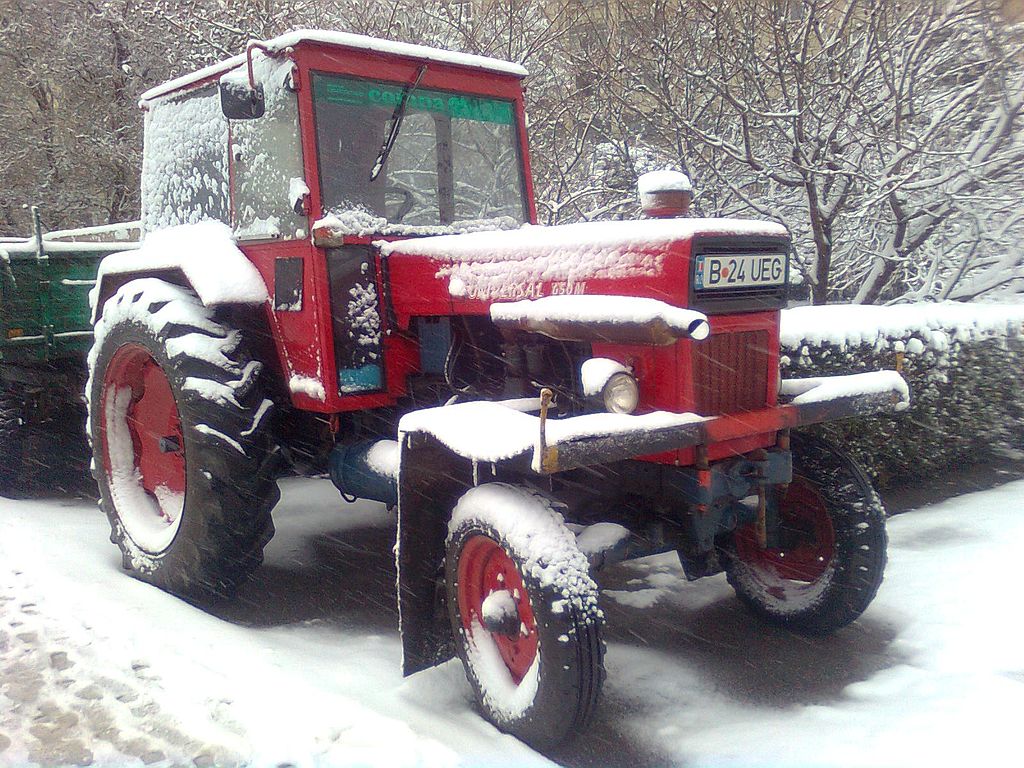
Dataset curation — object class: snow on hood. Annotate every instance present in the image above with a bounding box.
[380,218,788,303]
[379,218,787,261]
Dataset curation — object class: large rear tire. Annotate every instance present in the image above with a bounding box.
[88,278,279,599]
[723,433,887,635]
[445,483,604,748]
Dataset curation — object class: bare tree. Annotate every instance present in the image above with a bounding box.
[2,0,1021,307]
[558,0,1024,303]
[0,0,189,233]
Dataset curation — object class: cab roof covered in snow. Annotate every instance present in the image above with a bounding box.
[139,29,529,104]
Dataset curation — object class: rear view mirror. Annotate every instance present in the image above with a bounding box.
[220,79,265,120]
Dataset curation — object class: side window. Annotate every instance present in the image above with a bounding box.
[229,57,306,241]
[140,85,229,233]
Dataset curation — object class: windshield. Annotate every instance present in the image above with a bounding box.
[312,73,528,230]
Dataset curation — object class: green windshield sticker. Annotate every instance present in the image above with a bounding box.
[313,76,514,125]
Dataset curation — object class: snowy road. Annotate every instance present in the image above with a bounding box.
[2,476,1024,767]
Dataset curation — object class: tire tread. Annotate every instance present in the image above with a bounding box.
[89,279,278,599]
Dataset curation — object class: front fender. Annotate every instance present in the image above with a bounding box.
[396,433,474,676]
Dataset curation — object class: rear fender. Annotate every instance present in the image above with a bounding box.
[90,267,286,403]
[90,236,269,323]
[91,268,189,323]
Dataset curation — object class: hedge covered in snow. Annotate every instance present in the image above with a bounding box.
[780,303,1024,489]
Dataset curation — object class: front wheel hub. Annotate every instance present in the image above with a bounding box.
[480,589,522,637]
[457,535,538,684]
[735,476,836,584]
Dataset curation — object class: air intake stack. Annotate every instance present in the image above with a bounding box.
[638,169,693,218]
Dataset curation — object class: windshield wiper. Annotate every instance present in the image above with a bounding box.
[370,64,428,182]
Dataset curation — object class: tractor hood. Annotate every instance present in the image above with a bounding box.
[377,218,789,312]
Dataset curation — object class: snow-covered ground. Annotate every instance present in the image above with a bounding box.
[2,476,1023,767]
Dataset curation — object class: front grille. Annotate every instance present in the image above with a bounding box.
[692,331,769,416]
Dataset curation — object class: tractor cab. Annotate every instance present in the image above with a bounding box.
[136,30,533,410]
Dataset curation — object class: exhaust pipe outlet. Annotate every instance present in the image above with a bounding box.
[688,317,710,341]
[329,439,399,507]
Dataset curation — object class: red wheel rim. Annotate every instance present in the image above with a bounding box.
[457,535,539,684]
[101,344,185,536]
[735,476,835,583]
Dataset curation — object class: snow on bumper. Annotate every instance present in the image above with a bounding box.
[779,370,910,410]
[398,370,909,474]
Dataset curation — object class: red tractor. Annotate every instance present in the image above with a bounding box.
[86,31,908,747]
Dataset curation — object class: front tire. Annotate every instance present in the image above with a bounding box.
[445,483,604,748]
[88,278,279,599]
[723,433,887,634]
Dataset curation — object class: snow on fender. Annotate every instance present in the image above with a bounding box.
[444,483,604,747]
[91,221,269,322]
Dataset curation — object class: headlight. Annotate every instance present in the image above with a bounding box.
[602,372,639,414]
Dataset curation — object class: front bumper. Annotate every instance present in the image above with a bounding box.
[398,370,909,475]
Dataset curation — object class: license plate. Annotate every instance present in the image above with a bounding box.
[695,252,786,290]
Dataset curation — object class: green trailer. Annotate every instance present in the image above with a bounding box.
[0,213,138,494]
